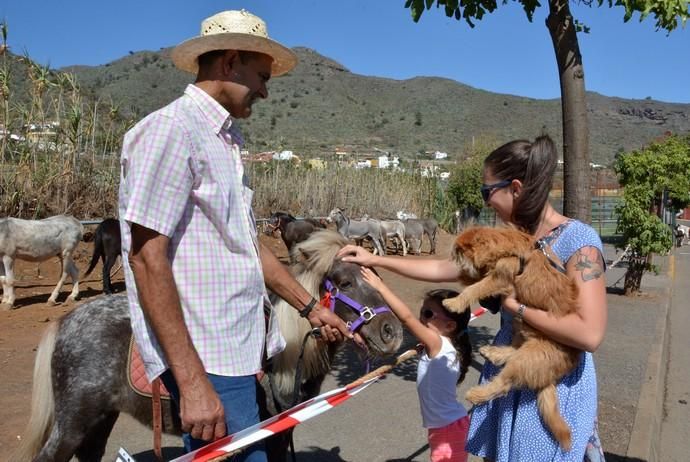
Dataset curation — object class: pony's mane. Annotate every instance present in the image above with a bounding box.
[270,230,349,400]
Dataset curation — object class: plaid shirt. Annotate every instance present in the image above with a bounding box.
[119,84,285,380]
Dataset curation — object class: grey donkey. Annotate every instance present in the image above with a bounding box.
[0,215,83,309]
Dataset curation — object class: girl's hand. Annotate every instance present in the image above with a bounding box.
[360,267,385,292]
[337,244,376,267]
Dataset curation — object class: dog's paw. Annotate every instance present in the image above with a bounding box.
[478,345,494,359]
[442,296,470,313]
[479,345,513,366]
[465,386,489,405]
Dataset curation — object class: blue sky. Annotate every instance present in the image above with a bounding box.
[2,0,688,103]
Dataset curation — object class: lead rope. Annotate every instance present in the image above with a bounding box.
[206,348,419,462]
[286,328,323,462]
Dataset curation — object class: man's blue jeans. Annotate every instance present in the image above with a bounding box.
[160,370,266,462]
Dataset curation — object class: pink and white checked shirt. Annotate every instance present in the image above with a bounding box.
[119,84,285,380]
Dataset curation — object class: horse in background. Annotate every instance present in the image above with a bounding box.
[0,215,83,309]
[84,218,122,294]
[13,230,404,462]
[327,208,385,255]
[266,212,326,258]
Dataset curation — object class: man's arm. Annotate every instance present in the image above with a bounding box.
[259,241,353,342]
[129,223,226,442]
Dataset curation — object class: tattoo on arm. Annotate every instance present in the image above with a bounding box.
[573,247,605,282]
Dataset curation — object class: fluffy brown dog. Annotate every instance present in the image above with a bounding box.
[443,226,580,450]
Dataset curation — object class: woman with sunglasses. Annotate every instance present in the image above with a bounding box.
[339,134,607,462]
[361,267,472,462]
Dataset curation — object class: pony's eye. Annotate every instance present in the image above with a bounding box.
[338,281,352,289]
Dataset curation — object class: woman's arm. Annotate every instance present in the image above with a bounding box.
[503,245,608,352]
[361,268,443,357]
[338,244,460,282]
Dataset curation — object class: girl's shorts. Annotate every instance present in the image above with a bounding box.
[428,415,470,462]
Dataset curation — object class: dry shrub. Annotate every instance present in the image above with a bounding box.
[247,161,437,219]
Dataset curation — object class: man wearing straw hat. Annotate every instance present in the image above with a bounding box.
[118,10,352,461]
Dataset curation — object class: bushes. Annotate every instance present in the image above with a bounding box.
[246,161,437,220]
[614,134,690,293]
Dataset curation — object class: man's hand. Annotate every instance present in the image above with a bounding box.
[306,305,353,342]
[179,376,227,442]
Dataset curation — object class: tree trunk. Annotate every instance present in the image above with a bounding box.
[624,255,646,294]
[546,0,591,222]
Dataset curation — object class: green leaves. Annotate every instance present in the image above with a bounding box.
[614,134,690,258]
[446,142,492,213]
[404,0,689,31]
[603,0,689,31]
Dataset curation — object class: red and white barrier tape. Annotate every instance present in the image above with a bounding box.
[471,306,488,322]
[117,305,492,461]
[171,376,380,462]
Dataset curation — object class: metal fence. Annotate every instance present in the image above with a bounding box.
[471,189,623,237]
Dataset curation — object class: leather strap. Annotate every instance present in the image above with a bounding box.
[152,377,163,461]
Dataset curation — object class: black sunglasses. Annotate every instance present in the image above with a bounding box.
[480,179,512,202]
[421,309,436,320]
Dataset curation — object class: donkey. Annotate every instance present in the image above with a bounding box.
[360,214,406,256]
[377,219,407,256]
[266,212,326,257]
[327,208,385,256]
[402,217,438,255]
[84,218,122,294]
[0,215,83,309]
[13,230,404,462]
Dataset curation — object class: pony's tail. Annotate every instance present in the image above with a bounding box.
[84,225,104,276]
[11,322,58,462]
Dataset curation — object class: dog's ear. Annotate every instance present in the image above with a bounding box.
[454,228,478,261]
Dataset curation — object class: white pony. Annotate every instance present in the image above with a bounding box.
[0,215,83,308]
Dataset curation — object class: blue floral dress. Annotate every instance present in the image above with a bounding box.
[466,220,606,461]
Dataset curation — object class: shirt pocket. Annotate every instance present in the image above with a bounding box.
[192,160,231,228]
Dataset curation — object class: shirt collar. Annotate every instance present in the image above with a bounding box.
[184,84,239,141]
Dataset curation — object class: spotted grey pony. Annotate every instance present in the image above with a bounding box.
[0,215,83,309]
[13,230,403,462]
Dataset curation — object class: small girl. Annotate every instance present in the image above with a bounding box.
[361,267,472,462]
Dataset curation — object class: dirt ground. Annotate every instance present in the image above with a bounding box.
[0,227,453,457]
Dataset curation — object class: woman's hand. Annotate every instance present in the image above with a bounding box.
[500,288,519,315]
[337,244,376,267]
[360,267,386,292]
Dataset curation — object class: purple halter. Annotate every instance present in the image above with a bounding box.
[323,278,391,333]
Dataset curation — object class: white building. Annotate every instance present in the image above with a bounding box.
[377,155,400,169]
[272,150,297,161]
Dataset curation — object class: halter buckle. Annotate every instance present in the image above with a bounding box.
[360,306,376,322]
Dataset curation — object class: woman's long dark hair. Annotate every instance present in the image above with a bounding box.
[483,135,558,234]
[424,289,472,384]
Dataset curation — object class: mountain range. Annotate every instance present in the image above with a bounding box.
[18,47,690,165]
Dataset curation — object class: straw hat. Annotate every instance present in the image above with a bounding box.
[171,10,297,76]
